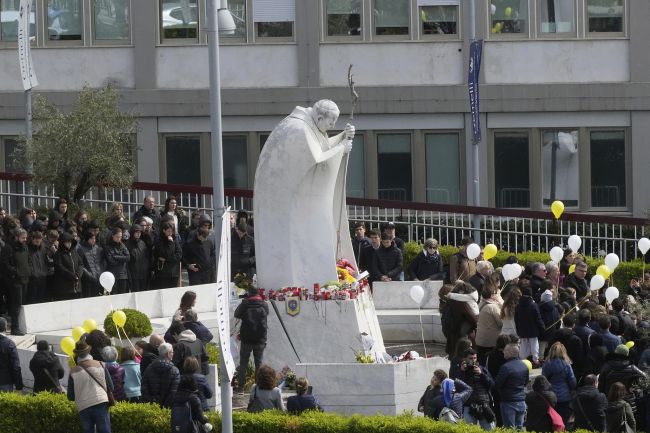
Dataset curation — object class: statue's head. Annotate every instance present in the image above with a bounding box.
[312,99,340,134]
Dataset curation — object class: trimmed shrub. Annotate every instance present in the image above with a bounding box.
[103,308,153,339]
[0,392,598,433]
[404,241,647,291]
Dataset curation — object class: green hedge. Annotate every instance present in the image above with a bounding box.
[103,308,153,339]
[0,392,596,433]
[403,241,648,291]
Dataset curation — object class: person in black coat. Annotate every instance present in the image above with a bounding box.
[371,233,403,282]
[137,334,163,376]
[141,342,180,408]
[0,317,23,391]
[550,316,586,380]
[573,374,608,432]
[0,228,31,335]
[104,227,130,294]
[126,224,151,292]
[133,196,161,233]
[231,223,255,278]
[514,287,546,365]
[27,230,50,304]
[29,340,64,393]
[76,231,105,298]
[358,230,379,276]
[287,377,323,414]
[351,222,370,264]
[168,321,209,375]
[408,238,444,281]
[182,310,213,344]
[564,260,589,301]
[529,262,547,303]
[152,222,182,289]
[53,231,82,301]
[234,287,269,392]
[525,375,558,433]
[183,227,215,286]
[418,369,447,419]
[170,376,211,433]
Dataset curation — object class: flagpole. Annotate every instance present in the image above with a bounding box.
[469,1,481,244]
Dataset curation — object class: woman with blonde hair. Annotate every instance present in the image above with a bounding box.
[286,377,323,414]
[500,287,521,336]
[542,341,577,428]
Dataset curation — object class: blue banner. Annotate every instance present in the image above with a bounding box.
[468,39,483,145]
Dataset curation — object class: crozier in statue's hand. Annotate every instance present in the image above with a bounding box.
[342,140,353,154]
[344,123,355,140]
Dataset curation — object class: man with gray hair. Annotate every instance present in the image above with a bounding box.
[141,342,180,408]
[133,196,160,233]
[530,262,547,302]
[0,228,30,335]
[469,260,493,294]
[494,343,529,429]
[565,260,589,300]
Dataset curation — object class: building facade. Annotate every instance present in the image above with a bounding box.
[0,0,648,217]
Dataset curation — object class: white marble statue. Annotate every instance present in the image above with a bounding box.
[254,100,357,289]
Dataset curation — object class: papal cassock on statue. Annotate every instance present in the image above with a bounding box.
[253,100,356,290]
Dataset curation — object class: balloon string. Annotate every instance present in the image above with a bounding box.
[119,325,137,352]
[544,296,590,331]
[418,306,427,358]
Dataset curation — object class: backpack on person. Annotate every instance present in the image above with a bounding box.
[171,401,206,433]
[439,407,460,424]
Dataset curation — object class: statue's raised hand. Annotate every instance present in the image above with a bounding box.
[344,123,355,140]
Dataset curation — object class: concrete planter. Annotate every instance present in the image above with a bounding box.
[294,356,449,416]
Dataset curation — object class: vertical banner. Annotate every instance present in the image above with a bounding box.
[468,39,483,145]
[216,207,236,381]
[18,0,38,90]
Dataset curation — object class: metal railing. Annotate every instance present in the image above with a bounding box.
[0,173,645,261]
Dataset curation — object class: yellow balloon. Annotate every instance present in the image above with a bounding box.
[112,310,127,328]
[60,336,75,357]
[596,265,611,279]
[505,7,513,17]
[569,264,576,274]
[72,326,86,342]
[551,201,564,219]
[522,359,532,373]
[83,319,97,333]
[626,341,635,349]
[484,244,498,260]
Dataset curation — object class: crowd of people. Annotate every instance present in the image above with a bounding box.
[416,236,650,432]
[0,197,257,336]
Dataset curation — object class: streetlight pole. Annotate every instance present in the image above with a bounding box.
[207,1,231,433]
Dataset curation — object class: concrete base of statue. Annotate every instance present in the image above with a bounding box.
[294,357,449,416]
[373,281,446,343]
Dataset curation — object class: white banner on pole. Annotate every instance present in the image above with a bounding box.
[18,0,38,90]
[217,207,236,381]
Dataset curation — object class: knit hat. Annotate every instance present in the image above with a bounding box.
[73,341,92,357]
[541,289,553,303]
[614,344,629,357]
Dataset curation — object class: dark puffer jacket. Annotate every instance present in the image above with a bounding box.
[53,233,82,295]
[77,241,105,282]
[105,361,126,401]
[573,385,607,432]
[408,251,444,280]
[234,294,269,344]
[141,358,180,408]
[541,358,577,403]
[371,243,403,280]
[0,335,23,389]
[104,241,130,280]
[525,389,558,433]
[152,237,182,279]
[126,237,151,281]
[514,295,545,338]
[598,354,646,395]
[29,349,64,393]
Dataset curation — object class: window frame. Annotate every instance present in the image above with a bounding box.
[376,130,413,202]
[423,130,463,205]
[586,127,630,211]
[253,21,295,43]
[584,0,627,38]
[160,133,203,186]
[487,0,531,40]
[221,132,249,189]
[489,129,533,209]
[539,127,582,210]
[535,0,578,39]
[158,0,201,45]
[417,2,462,41]
[90,0,132,46]
[44,0,86,46]
[371,0,411,40]
[321,0,364,42]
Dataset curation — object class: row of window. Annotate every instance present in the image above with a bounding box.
[159,128,628,211]
[0,0,627,46]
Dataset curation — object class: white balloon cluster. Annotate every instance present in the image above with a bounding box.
[502,263,522,282]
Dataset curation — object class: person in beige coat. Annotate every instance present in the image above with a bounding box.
[449,237,477,283]
[475,287,503,365]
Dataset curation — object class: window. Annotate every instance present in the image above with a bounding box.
[253,0,294,39]
[222,0,246,40]
[165,135,201,185]
[590,131,625,207]
[0,0,35,42]
[425,132,460,204]
[538,0,575,35]
[494,132,529,208]
[47,0,83,41]
[3,137,22,172]
[325,0,361,37]
[419,1,459,37]
[489,0,528,35]
[223,135,248,188]
[160,0,198,41]
[587,0,624,33]
[377,133,411,201]
[93,0,130,41]
[346,135,365,198]
[373,0,409,36]
[259,133,269,150]
[542,129,579,207]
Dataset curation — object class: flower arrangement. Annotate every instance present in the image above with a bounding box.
[277,366,296,390]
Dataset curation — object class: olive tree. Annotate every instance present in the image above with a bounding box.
[17,84,138,204]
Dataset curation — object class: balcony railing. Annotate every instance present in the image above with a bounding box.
[0,172,645,261]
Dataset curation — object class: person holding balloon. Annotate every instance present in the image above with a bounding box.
[448,237,477,284]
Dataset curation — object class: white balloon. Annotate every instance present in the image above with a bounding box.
[590,275,605,291]
[99,271,115,293]
[501,264,512,281]
[511,264,522,279]
[490,4,496,15]
[605,286,619,303]
[466,243,481,260]
[568,235,582,253]
[549,246,564,264]
[604,253,620,271]
[639,237,650,255]
[409,285,424,304]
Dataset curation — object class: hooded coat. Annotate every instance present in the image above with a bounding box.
[172,330,209,375]
[29,349,65,393]
[53,232,82,296]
